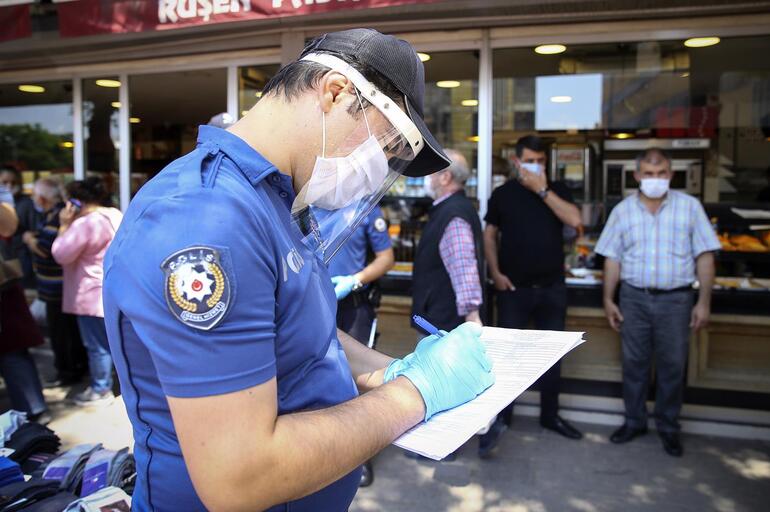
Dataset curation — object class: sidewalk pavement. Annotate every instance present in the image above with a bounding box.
[2,344,768,511]
[352,418,770,512]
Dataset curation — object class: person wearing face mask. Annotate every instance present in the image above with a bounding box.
[101,29,494,512]
[596,147,719,457]
[23,178,87,388]
[481,135,584,455]
[0,167,41,290]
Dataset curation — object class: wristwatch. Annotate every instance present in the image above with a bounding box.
[351,279,364,292]
[537,187,550,199]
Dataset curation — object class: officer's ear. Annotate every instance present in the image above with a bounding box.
[318,71,352,114]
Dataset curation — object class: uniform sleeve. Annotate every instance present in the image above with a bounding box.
[107,188,279,399]
[690,200,720,258]
[365,207,391,253]
[484,189,501,226]
[595,208,623,261]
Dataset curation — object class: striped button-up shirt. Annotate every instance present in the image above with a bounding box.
[434,193,483,317]
[595,191,720,290]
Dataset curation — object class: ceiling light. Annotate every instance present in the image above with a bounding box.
[241,110,248,117]
[95,79,121,88]
[18,84,45,93]
[684,37,720,48]
[461,99,478,107]
[111,101,121,108]
[680,72,690,78]
[417,52,431,62]
[534,44,566,55]
[550,95,572,103]
[59,141,74,149]
[254,91,262,98]
[437,80,461,88]
[612,133,634,139]
[129,117,140,124]
[466,135,479,143]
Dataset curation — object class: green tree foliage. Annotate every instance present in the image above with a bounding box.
[0,124,73,170]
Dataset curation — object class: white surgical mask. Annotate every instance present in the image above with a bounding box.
[304,95,389,211]
[640,178,669,199]
[520,162,543,175]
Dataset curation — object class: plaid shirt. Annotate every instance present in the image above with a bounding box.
[435,193,483,316]
[596,191,720,290]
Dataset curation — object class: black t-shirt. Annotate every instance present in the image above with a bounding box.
[485,179,574,287]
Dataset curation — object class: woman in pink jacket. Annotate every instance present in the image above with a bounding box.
[52,178,122,406]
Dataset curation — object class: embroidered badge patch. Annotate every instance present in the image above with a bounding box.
[161,246,231,331]
[374,217,387,233]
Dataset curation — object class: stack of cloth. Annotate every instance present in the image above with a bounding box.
[0,459,22,488]
[41,444,101,495]
[80,449,135,497]
[63,486,131,512]
[0,480,59,512]
[0,412,27,449]
[4,425,60,466]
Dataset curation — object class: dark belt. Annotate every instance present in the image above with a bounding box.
[626,283,693,295]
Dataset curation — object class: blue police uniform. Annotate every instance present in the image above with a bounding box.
[103,126,361,511]
[328,208,391,344]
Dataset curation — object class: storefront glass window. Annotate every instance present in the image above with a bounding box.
[82,77,120,205]
[0,80,74,193]
[238,64,280,118]
[129,68,226,195]
[388,50,479,198]
[493,36,770,209]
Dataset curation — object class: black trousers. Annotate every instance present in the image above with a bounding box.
[45,300,87,381]
[336,300,376,348]
[496,282,567,423]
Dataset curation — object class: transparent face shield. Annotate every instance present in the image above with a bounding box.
[291,53,424,264]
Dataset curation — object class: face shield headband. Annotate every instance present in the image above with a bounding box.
[292,53,425,264]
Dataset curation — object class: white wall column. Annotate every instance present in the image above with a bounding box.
[72,78,85,180]
[118,73,130,212]
[477,29,493,223]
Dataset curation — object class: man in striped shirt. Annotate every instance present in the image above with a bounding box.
[596,147,720,457]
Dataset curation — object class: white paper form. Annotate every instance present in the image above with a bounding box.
[393,327,585,460]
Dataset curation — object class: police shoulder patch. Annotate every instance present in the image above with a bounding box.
[161,246,231,331]
[374,217,387,233]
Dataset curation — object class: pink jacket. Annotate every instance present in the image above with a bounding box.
[52,208,123,317]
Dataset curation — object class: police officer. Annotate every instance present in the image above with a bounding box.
[103,29,494,511]
[328,206,394,486]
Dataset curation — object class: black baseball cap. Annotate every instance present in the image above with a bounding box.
[300,28,451,177]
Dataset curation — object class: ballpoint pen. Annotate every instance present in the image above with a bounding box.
[412,315,445,337]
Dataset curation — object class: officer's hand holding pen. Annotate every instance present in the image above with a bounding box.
[383,321,495,421]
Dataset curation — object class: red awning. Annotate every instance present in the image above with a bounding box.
[57,0,443,38]
[0,2,31,43]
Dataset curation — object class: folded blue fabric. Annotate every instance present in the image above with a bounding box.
[0,457,23,488]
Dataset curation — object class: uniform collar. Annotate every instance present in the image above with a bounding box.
[197,125,283,187]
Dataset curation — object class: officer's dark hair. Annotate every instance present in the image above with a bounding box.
[261,38,404,118]
[515,135,548,158]
[636,147,672,172]
[66,177,111,207]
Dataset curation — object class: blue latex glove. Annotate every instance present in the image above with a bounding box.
[331,275,358,300]
[383,322,494,421]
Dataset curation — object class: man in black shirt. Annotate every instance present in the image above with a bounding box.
[480,135,583,456]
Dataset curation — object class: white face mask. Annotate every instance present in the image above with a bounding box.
[303,107,390,211]
[520,162,543,175]
[640,177,669,199]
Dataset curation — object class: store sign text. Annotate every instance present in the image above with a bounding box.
[159,0,251,23]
